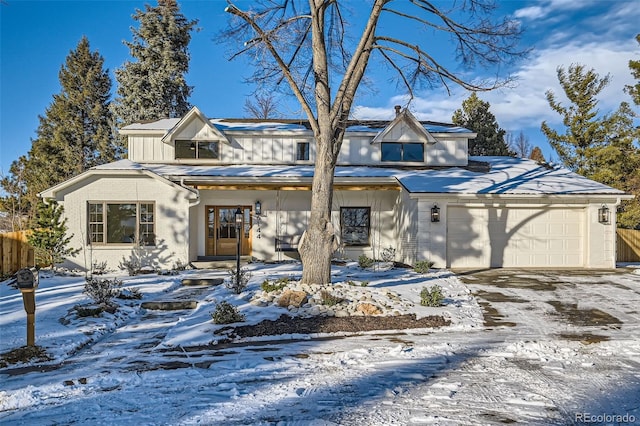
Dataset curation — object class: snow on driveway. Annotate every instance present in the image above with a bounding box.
[1,263,639,425]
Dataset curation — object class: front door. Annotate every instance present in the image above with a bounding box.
[206,206,251,256]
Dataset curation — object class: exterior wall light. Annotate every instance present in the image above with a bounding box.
[598,204,610,224]
[255,200,262,216]
[431,204,440,222]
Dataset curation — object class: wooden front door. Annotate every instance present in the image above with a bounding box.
[205,206,251,256]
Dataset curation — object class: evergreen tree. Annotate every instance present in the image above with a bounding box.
[540,64,610,176]
[1,37,115,223]
[27,201,79,268]
[625,34,640,106]
[529,146,546,163]
[113,0,198,127]
[452,93,511,156]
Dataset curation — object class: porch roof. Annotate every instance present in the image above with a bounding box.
[93,157,629,196]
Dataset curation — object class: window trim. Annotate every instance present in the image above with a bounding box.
[381,142,424,162]
[175,140,220,160]
[296,141,310,161]
[340,207,371,247]
[87,201,156,246]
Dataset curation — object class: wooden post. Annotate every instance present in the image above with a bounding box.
[20,288,36,346]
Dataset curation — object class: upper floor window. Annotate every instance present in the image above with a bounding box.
[88,202,155,245]
[296,142,310,161]
[175,140,219,159]
[381,142,424,162]
[341,207,370,246]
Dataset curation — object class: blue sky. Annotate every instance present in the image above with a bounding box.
[1,0,639,176]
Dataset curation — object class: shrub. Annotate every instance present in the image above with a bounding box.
[226,268,252,294]
[75,305,104,317]
[358,254,375,269]
[211,301,245,324]
[420,285,444,307]
[84,277,123,306]
[320,290,344,306]
[261,277,289,293]
[360,280,369,287]
[172,259,188,271]
[119,256,141,276]
[413,260,435,274]
[91,260,108,275]
[380,246,396,262]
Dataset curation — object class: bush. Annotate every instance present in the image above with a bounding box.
[261,277,289,293]
[119,256,141,276]
[75,305,104,317]
[226,267,252,294]
[211,301,245,324]
[84,277,123,306]
[92,260,108,275]
[360,280,369,287]
[117,287,142,300]
[358,254,375,269]
[380,246,396,262]
[420,285,444,307]
[320,290,344,306]
[413,260,435,274]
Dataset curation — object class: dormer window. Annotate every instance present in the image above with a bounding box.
[381,142,424,162]
[175,140,219,159]
[296,142,310,161]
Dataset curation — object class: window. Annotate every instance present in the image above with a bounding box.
[296,142,310,161]
[175,140,219,159]
[381,142,424,162]
[341,207,370,246]
[88,202,155,245]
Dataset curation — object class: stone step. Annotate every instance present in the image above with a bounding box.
[141,300,198,310]
[181,277,224,286]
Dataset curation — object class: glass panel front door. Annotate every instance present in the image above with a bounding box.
[205,206,251,256]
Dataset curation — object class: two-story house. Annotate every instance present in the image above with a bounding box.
[41,106,631,271]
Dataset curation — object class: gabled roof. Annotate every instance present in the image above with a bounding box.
[371,108,436,144]
[39,159,198,199]
[160,106,230,144]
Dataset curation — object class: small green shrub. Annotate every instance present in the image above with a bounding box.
[413,260,435,274]
[420,285,444,307]
[84,277,123,306]
[320,290,344,306]
[211,301,245,324]
[117,287,142,300]
[226,267,252,294]
[358,254,375,269]
[261,277,289,293]
[360,281,369,287]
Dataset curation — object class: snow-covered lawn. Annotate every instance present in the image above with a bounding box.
[1,262,639,425]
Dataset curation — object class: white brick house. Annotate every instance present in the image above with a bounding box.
[41,106,632,270]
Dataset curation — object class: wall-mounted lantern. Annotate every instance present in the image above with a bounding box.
[254,200,262,216]
[431,204,440,223]
[598,204,610,224]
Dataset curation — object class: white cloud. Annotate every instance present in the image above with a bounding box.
[514,6,546,20]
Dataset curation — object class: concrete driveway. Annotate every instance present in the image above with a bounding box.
[455,268,640,343]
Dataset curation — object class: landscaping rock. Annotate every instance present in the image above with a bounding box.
[356,303,382,316]
[277,289,308,308]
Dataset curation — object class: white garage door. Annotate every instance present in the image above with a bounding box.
[447,207,584,268]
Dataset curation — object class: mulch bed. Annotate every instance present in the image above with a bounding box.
[215,313,450,340]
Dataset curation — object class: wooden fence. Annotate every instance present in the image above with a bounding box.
[0,231,35,276]
[617,228,640,262]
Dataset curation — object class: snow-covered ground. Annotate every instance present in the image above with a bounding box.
[1,262,639,425]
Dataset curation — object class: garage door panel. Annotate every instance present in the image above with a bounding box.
[447,207,584,268]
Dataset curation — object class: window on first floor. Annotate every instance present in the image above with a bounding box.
[381,142,424,162]
[340,207,370,246]
[88,202,155,245]
[175,140,219,159]
[296,142,310,161]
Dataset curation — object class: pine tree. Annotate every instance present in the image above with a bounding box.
[452,93,511,156]
[1,37,115,223]
[27,201,79,268]
[540,64,610,176]
[113,0,198,127]
[625,34,640,106]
